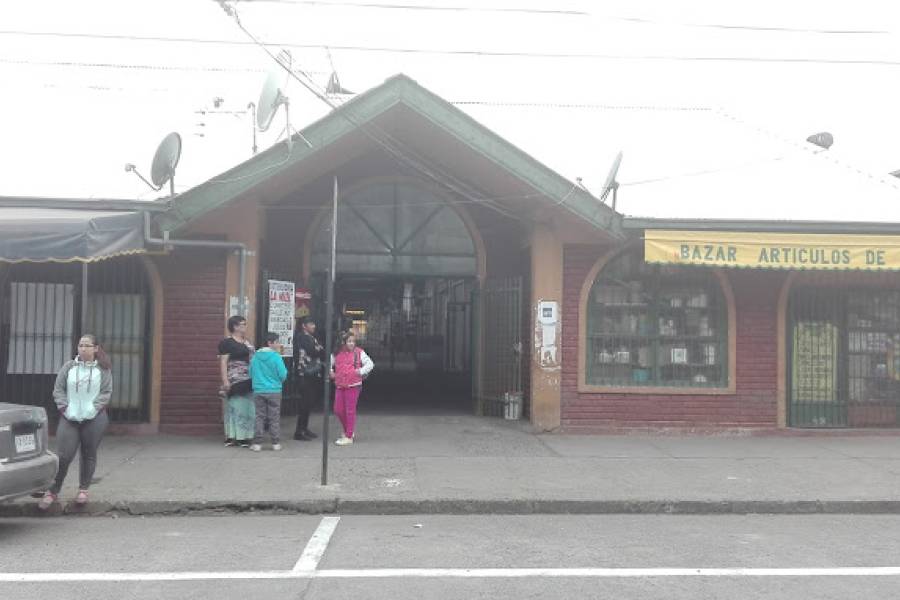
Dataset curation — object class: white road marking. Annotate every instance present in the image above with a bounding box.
[293,516,341,572]
[3,567,900,583]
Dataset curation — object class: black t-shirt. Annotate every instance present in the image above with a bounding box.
[218,337,254,397]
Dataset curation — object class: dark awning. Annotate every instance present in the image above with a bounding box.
[0,208,145,263]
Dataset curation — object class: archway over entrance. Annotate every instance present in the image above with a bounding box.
[302,178,485,414]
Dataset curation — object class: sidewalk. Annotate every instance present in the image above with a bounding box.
[5,413,900,516]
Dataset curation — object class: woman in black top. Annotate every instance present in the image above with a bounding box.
[293,317,324,441]
[218,315,256,447]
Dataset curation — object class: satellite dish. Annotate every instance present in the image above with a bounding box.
[806,132,834,150]
[124,131,182,197]
[253,51,312,149]
[256,67,288,132]
[150,132,182,189]
[599,151,623,209]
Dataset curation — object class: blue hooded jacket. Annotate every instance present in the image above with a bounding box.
[249,348,288,393]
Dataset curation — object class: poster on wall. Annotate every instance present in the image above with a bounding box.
[791,321,839,403]
[268,280,295,357]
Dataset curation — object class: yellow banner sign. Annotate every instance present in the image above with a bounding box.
[644,230,900,271]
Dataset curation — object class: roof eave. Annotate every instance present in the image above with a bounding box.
[624,217,900,235]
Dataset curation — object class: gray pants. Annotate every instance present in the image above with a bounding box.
[51,411,108,494]
[253,393,282,444]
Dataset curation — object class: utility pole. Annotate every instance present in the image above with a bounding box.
[321,176,338,486]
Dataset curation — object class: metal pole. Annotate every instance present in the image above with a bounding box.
[321,175,338,486]
[80,262,89,334]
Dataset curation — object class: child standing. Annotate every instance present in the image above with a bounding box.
[249,332,288,451]
[330,331,374,446]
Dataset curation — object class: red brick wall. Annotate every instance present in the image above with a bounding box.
[154,251,227,435]
[562,245,786,431]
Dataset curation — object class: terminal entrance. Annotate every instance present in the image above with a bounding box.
[305,178,484,414]
[332,276,475,414]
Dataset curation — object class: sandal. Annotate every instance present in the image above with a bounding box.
[37,491,57,511]
[75,489,89,505]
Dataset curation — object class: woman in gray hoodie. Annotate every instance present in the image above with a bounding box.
[38,334,112,509]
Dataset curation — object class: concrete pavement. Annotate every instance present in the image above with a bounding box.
[4,413,900,516]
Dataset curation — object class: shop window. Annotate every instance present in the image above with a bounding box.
[585,250,728,388]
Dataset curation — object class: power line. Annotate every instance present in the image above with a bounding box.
[235,1,895,35]
[232,0,589,15]
[212,1,528,221]
[0,57,265,73]
[610,15,893,35]
[3,29,899,66]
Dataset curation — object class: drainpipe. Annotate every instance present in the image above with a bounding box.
[143,212,249,316]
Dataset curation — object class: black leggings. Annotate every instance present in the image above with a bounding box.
[51,411,108,494]
[294,376,320,435]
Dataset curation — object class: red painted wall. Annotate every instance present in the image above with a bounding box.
[562,245,786,431]
[155,251,227,435]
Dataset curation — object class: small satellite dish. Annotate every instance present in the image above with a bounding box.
[325,72,354,96]
[806,132,834,150]
[599,151,623,210]
[124,132,182,197]
[151,132,182,189]
[256,67,288,132]
[253,51,312,149]
[890,169,900,179]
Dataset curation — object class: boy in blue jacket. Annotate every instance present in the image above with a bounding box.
[249,332,289,451]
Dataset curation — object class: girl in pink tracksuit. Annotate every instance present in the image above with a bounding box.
[330,331,374,446]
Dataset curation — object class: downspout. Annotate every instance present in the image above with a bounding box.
[143,212,248,316]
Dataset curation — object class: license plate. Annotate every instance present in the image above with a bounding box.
[15,434,36,453]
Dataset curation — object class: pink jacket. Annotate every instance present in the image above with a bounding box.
[333,347,374,389]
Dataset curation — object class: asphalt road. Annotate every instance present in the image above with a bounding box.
[2,514,900,599]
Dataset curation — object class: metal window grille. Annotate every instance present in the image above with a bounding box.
[0,258,152,425]
[586,250,728,388]
[788,284,900,428]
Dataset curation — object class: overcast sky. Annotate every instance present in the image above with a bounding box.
[1,0,898,200]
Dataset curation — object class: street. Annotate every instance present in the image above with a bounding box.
[2,514,900,599]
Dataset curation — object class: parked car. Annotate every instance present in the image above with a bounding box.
[0,403,58,502]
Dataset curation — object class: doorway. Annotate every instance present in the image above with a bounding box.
[788,286,900,428]
[333,276,476,414]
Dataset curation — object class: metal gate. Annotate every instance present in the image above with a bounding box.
[788,286,900,428]
[480,276,523,417]
[0,258,152,425]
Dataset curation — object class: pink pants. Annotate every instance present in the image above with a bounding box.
[334,386,361,438]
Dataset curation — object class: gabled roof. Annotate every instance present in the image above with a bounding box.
[158,74,622,236]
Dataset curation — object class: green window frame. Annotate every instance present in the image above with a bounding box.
[586,249,728,388]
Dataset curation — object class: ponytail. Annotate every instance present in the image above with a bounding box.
[96,345,112,371]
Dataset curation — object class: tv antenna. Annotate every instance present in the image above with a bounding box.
[124,132,182,197]
[256,51,311,150]
[599,151,623,211]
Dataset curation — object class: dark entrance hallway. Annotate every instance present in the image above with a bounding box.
[333,276,475,414]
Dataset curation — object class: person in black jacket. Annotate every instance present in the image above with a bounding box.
[293,317,324,440]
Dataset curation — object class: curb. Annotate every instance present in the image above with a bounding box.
[5,499,900,518]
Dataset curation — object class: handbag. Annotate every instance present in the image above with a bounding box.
[300,358,322,377]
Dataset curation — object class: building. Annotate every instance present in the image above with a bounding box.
[3,74,899,433]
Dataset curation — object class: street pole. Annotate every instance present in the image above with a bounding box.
[321,175,338,486]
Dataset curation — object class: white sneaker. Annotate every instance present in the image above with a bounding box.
[271,443,283,451]
[335,436,353,446]
[249,444,263,452]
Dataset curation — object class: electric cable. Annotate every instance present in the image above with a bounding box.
[212,0,528,221]
[2,29,898,65]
